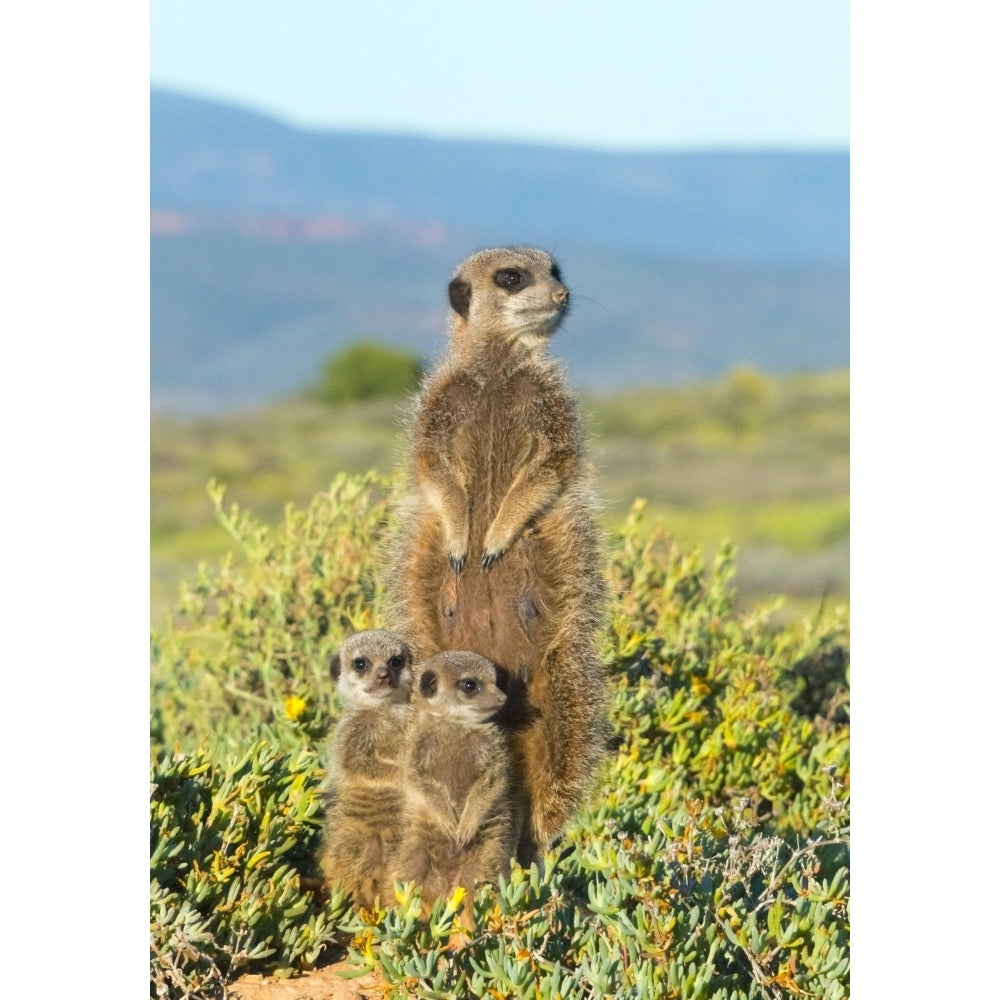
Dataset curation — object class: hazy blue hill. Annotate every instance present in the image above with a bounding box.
[152,88,848,262]
[150,88,849,414]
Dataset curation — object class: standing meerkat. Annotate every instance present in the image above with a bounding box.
[387,650,520,921]
[384,246,610,863]
[318,629,414,910]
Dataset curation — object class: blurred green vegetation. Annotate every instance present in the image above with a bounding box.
[151,367,848,628]
[305,340,425,405]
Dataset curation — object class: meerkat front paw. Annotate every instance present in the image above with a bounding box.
[481,548,506,571]
[481,523,515,571]
[442,520,470,574]
[445,534,468,575]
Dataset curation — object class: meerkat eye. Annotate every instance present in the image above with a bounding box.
[351,657,368,673]
[459,678,480,694]
[493,268,526,292]
[387,655,405,670]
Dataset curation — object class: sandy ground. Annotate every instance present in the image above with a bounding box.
[226,956,394,1000]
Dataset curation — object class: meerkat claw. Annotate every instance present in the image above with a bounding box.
[481,549,505,571]
[449,553,467,575]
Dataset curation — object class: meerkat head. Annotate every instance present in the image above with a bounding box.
[415,651,508,723]
[330,629,414,708]
[446,247,569,349]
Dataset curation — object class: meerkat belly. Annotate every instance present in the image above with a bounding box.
[453,382,538,549]
[438,525,560,677]
[425,378,559,666]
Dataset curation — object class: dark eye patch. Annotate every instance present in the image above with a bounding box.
[459,677,480,694]
[388,655,405,670]
[351,657,369,673]
[550,263,563,282]
[493,268,527,292]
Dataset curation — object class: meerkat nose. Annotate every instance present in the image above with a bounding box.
[552,287,569,306]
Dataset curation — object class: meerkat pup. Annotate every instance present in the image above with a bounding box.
[318,629,414,910]
[386,651,520,922]
[384,247,610,863]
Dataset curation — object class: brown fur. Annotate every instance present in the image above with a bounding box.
[317,630,413,909]
[386,651,520,924]
[384,247,610,862]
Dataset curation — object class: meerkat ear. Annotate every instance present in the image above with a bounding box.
[448,277,472,318]
[419,669,439,698]
[330,654,341,680]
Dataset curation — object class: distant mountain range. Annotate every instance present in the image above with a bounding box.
[150,88,849,414]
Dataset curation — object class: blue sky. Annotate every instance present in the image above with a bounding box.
[150,0,848,151]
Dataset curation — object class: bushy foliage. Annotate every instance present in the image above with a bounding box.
[150,742,350,998]
[309,341,424,405]
[151,472,390,755]
[150,476,849,999]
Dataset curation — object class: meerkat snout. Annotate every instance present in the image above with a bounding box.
[552,286,569,306]
[456,674,507,713]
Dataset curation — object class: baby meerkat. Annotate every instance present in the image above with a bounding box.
[386,651,520,923]
[318,629,414,910]
[385,247,610,862]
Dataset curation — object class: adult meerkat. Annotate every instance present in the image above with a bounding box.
[387,651,519,922]
[318,629,413,910]
[385,247,610,862]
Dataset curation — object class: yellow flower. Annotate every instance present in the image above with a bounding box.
[445,886,466,912]
[284,695,307,720]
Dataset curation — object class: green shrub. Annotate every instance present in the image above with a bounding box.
[150,742,350,998]
[151,472,391,755]
[150,476,849,998]
[309,341,423,405]
[716,366,773,433]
